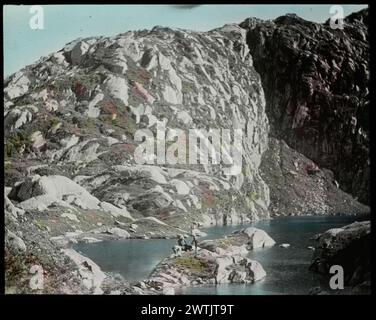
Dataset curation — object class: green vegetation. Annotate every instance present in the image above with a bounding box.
[35,220,50,232]
[217,237,236,249]
[174,256,208,273]
[48,117,61,129]
[72,73,103,91]
[49,78,72,94]
[127,61,151,86]
[249,191,259,202]
[112,112,138,136]
[4,161,12,171]
[181,81,196,94]
[4,248,29,293]
[5,130,32,157]
[80,118,97,134]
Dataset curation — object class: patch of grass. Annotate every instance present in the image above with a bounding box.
[48,117,61,129]
[181,81,196,94]
[35,220,50,232]
[5,130,32,157]
[217,237,236,249]
[174,256,208,274]
[49,78,72,95]
[127,61,151,86]
[249,192,259,202]
[80,118,97,134]
[4,161,12,170]
[73,73,103,91]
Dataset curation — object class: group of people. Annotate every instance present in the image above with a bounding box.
[172,227,199,257]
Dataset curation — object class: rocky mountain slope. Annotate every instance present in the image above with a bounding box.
[4,24,271,232]
[240,9,370,204]
[4,9,370,294]
[260,138,368,216]
[4,23,271,293]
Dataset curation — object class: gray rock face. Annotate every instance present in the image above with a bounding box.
[240,9,370,204]
[309,221,370,290]
[5,23,271,227]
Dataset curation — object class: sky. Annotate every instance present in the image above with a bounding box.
[3,4,368,77]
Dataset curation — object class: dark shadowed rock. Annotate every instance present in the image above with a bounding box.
[240,8,369,204]
[309,220,370,291]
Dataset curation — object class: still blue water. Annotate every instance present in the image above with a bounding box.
[74,216,364,295]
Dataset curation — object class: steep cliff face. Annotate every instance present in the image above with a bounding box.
[240,9,370,204]
[4,24,270,235]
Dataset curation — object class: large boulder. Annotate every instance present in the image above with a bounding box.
[105,227,130,239]
[10,175,100,211]
[215,256,234,283]
[6,230,27,252]
[237,227,276,249]
[309,221,370,288]
[62,248,106,294]
[215,256,266,284]
[29,265,44,291]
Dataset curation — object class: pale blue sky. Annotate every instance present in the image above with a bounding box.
[3,4,367,77]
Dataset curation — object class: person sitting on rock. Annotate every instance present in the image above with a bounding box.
[177,234,185,247]
[178,234,192,252]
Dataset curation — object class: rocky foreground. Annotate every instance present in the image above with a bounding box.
[146,227,275,294]
[4,9,370,294]
[309,220,371,294]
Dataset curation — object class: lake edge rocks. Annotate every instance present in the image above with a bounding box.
[309,220,371,294]
[145,227,275,294]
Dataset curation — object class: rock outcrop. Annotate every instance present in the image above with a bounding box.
[240,9,369,205]
[309,220,370,293]
[5,23,271,233]
[147,228,274,293]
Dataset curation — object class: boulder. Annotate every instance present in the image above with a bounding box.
[14,175,100,211]
[191,228,207,238]
[244,259,266,282]
[106,227,130,239]
[215,256,234,284]
[239,227,276,249]
[29,265,44,291]
[62,248,106,294]
[6,230,27,252]
[309,221,370,287]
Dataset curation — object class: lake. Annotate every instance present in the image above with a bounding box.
[74,215,364,295]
